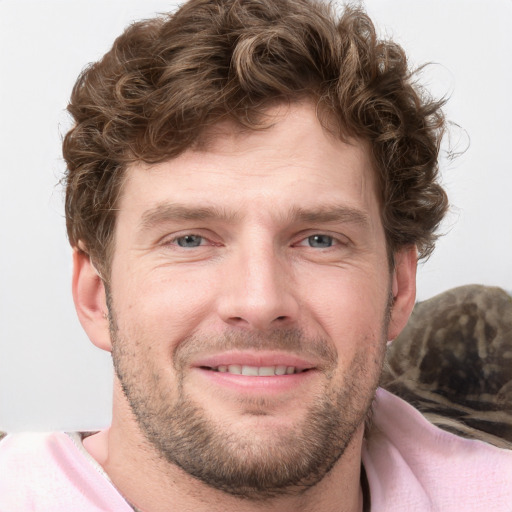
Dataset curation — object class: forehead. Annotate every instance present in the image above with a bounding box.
[118,102,379,222]
[192,102,369,170]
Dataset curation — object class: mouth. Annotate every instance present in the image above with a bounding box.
[190,352,318,395]
[200,364,312,376]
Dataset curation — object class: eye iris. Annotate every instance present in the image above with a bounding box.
[177,235,202,247]
[308,234,333,248]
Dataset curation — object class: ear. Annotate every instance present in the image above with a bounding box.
[72,249,112,352]
[387,246,417,342]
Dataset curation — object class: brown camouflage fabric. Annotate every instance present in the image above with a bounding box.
[381,284,512,449]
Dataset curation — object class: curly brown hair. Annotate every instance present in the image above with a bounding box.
[63,0,448,277]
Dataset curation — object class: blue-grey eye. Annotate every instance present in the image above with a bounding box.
[307,234,333,248]
[176,235,203,247]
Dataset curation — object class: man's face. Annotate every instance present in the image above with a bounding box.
[107,103,395,498]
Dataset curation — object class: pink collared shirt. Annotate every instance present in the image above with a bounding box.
[1,389,511,511]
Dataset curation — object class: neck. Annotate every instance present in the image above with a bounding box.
[83,384,365,512]
[85,426,364,512]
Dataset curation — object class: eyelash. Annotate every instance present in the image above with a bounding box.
[166,233,214,248]
[296,234,340,249]
[165,232,348,249]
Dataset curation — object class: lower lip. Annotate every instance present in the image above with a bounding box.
[192,368,317,395]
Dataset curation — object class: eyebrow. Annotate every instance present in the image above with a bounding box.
[139,202,370,231]
[286,205,371,227]
[140,203,371,231]
[139,203,241,231]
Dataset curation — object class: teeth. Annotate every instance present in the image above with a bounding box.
[242,365,259,376]
[275,365,287,375]
[228,364,242,374]
[211,365,305,376]
[258,366,275,376]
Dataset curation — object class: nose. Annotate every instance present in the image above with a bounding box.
[217,239,300,331]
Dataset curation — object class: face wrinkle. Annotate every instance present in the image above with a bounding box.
[107,293,391,501]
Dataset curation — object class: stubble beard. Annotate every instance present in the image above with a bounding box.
[109,313,388,500]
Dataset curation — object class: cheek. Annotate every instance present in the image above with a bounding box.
[298,268,390,349]
[112,268,219,349]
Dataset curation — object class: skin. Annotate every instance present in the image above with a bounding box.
[73,102,417,512]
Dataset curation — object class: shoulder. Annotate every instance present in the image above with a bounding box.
[0,431,132,511]
[0,431,65,460]
[0,432,71,509]
[0,431,80,486]
[363,389,512,512]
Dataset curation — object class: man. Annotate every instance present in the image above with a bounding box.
[1,0,511,510]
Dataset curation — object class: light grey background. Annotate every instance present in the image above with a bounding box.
[1,0,511,432]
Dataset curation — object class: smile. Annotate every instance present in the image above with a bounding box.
[202,365,311,376]
[192,355,318,395]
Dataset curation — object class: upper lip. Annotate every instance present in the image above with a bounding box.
[192,350,318,372]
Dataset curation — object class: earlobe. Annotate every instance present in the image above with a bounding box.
[72,249,112,352]
[387,246,417,342]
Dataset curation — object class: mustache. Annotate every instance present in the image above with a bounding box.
[173,328,338,371]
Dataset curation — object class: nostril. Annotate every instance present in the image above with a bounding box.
[276,316,286,321]
[227,317,247,325]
